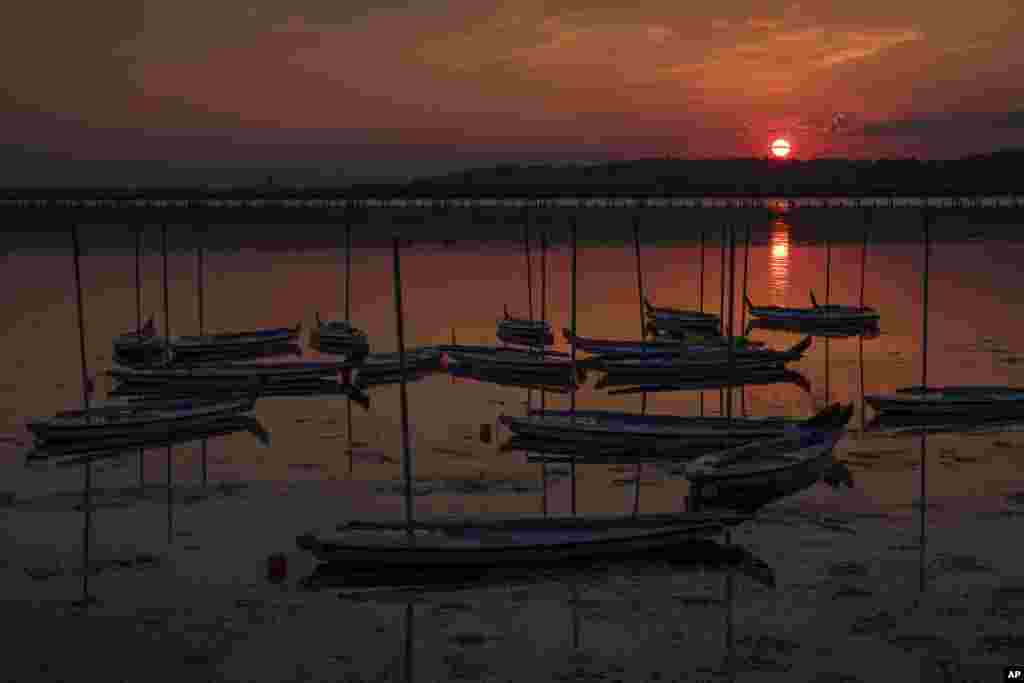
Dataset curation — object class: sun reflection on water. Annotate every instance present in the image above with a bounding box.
[769,219,791,305]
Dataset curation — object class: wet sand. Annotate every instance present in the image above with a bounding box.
[3,467,1024,683]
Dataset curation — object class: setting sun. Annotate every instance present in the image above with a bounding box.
[771,138,791,158]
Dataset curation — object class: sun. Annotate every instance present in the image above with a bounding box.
[771,138,792,158]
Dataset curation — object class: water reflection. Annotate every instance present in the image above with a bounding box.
[768,220,791,306]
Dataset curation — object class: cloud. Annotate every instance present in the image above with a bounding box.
[861,111,1024,137]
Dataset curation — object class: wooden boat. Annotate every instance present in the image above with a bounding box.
[644,298,721,329]
[864,385,1024,417]
[26,395,257,443]
[24,416,269,464]
[497,326,555,347]
[600,368,812,394]
[437,344,570,358]
[446,359,578,392]
[445,349,585,381]
[564,330,763,356]
[109,360,356,386]
[745,292,879,325]
[296,511,748,568]
[113,318,304,365]
[356,348,443,377]
[645,324,729,343]
[501,404,830,447]
[311,312,370,356]
[109,378,370,408]
[594,337,811,376]
[685,404,853,501]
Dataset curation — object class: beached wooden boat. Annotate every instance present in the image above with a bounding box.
[600,368,812,394]
[109,377,370,408]
[864,385,1024,417]
[445,349,585,381]
[446,358,578,392]
[594,337,811,376]
[109,360,356,386]
[497,326,555,347]
[685,404,853,501]
[565,329,762,356]
[311,312,370,356]
[24,415,269,464]
[356,348,443,377]
[437,344,571,358]
[865,413,1024,436]
[745,292,879,325]
[644,298,721,328]
[26,395,257,443]
[296,511,748,568]
[501,404,830,447]
[113,318,304,365]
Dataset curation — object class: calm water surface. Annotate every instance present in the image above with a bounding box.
[4,216,1024,517]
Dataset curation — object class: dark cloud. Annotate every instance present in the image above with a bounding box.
[861,111,1024,137]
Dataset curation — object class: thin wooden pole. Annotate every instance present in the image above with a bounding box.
[719,226,726,336]
[699,227,705,417]
[825,238,831,306]
[727,224,736,423]
[135,226,144,490]
[404,601,415,683]
[524,211,533,320]
[570,217,578,516]
[632,217,644,516]
[919,210,930,597]
[345,221,352,321]
[540,229,548,516]
[699,227,705,313]
[919,432,928,595]
[71,224,93,606]
[719,225,726,416]
[197,232,207,488]
[393,237,414,536]
[860,211,870,308]
[741,223,751,416]
[162,224,173,545]
[922,211,930,389]
[741,223,751,332]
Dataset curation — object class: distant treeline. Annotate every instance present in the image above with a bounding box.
[3,149,1024,199]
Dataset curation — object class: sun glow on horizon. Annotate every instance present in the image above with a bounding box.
[771,138,792,158]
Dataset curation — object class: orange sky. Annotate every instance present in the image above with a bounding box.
[3,1,1024,181]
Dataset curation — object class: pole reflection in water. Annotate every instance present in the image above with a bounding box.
[768,219,791,306]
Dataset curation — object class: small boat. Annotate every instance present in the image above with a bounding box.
[356,348,443,378]
[109,378,371,408]
[296,511,748,568]
[594,337,811,376]
[446,359,578,392]
[109,360,356,386]
[745,292,880,325]
[445,349,585,381]
[644,298,721,330]
[685,404,853,502]
[864,385,1024,417]
[437,344,570,358]
[26,395,257,443]
[564,330,762,356]
[865,413,1024,436]
[113,318,304,365]
[311,312,370,356]
[501,404,831,447]
[497,326,554,347]
[24,416,269,464]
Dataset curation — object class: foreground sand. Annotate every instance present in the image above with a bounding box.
[3,468,1024,682]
